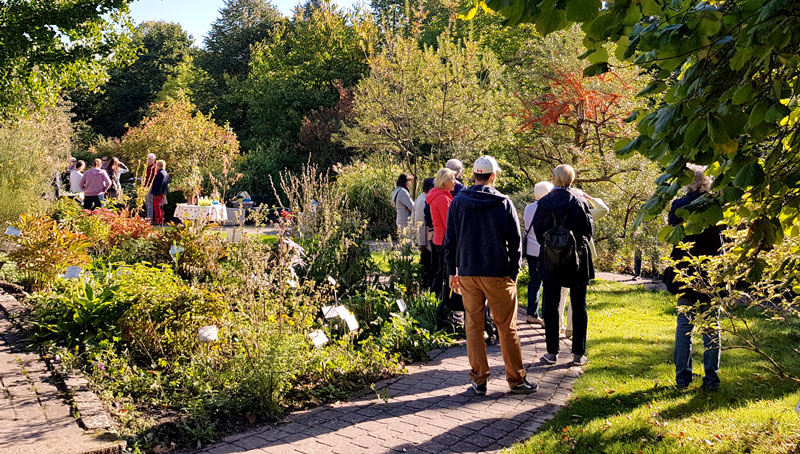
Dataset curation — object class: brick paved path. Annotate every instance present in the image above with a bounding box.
[195,309,582,454]
[0,293,121,454]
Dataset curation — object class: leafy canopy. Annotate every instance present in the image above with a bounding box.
[0,0,135,119]
[470,0,800,277]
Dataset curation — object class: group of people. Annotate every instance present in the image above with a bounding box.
[65,153,170,225]
[391,156,722,394]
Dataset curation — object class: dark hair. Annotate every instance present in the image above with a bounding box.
[473,172,491,183]
[422,177,435,193]
[396,173,411,188]
[76,160,85,171]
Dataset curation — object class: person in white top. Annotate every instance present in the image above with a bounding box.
[413,178,435,288]
[391,173,415,237]
[69,160,85,194]
[522,181,554,325]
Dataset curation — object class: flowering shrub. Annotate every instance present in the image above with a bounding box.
[84,208,154,246]
[8,213,92,291]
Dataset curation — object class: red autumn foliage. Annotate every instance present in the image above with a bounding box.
[516,69,630,138]
[83,208,155,245]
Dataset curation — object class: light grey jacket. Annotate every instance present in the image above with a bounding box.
[391,186,414,228]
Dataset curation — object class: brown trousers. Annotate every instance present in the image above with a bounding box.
[459,276,526,387]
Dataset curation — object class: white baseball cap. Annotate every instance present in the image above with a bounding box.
[473,155,502,175]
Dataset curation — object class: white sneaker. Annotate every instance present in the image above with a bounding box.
[525,315,544,325]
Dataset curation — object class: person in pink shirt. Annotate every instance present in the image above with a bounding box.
[79,159,112,210]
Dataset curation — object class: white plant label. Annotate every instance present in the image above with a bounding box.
[344,313,359,332]
[327,275,337,286]
[796,398,800,414]
[309,330,329,347]
[335,306,351,320]
[287,279,298,288]
[198,325,219,342]
[169,245,184,258]
[4,226,20,237]
[321,306,339,319]
[396,298,407,313]
[64,266,82,279]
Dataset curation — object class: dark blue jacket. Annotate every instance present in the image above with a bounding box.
[451,180,465,197]
[532,187,594,287]
[150,170,169,196]
[443,185,522,279]
[667,191,723,301]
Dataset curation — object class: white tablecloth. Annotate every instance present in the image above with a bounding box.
[174,204,228,223]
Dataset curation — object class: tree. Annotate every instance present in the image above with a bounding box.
[0,1,135,120]
[196,0,284,134]
[118,95,240,198]
[243,0,377,149]
[341,33,512,196]
[72,21,195,138]
[470,0,800,280]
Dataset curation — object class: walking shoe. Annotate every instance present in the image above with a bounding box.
[572,354,588,366]
[471,381,487,395]
[510,379,537,394]
[525,315,544,325]
[541,353,557,364]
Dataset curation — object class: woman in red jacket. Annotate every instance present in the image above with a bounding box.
[426,168,460,328]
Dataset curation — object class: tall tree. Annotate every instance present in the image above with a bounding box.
[243,0,377,149]
[72,21,195,138]
[340,33,512,195]
[196,0,284,133]
[0,0,135,120]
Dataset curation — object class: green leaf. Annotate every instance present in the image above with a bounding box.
[613,137,632,152]
[684,117,706,146]
[747,100,770,129]
[721,186,744,203]
[731,83,752,105]
[638,81,667,96]
[566,0,600,22]
[764,103,791,124]
[583,62,609,76]
[733,161,765,188]
[707,114,729,144]
[587,46,608,64]
[641,0,662,15]
[535,0,568,35]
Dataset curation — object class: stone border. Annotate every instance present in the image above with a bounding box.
[0,290,119,434]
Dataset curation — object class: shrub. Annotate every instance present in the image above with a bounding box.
[84,208,155,246]
[48,197,84,223]
[8,213,92,291]
[335,159,400,239]
[153,221,227,281]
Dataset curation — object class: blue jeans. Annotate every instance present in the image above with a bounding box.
[674,297,720,388]
[526,255,542,317]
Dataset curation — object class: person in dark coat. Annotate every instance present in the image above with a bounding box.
[150,160,169,226]
[667,165,723,390]
[532,164,594,366]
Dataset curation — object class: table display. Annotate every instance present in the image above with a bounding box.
[174,203,228,223]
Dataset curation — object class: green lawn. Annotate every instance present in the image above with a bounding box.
[512,281,800,454]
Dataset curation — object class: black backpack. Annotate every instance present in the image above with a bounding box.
[540,212,580,275]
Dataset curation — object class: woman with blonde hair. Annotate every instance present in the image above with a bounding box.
[427,168,460,327]
[532,164,595,366]
[150,160,169,226]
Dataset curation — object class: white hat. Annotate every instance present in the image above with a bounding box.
[473,155,501,175]
[445,158,464,173]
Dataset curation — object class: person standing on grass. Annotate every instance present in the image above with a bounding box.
[666,165,723,391]
[391,173,414,237]
[151,160,169,226]
[144,153,157,221]
[414,177,435,289]
[445,158,466,196]
[80,159,112,211]
[444,155,536,395]
[522,181,554,326]
[69,160,85,194]
[532,164,594,367]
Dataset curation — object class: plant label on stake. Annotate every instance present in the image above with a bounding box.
[198,325,218,342]
[64,266,82,279]
[308,330,329,347]
[344,313,359,332]
[327,275,337,286]
[4,226,20,237]
[396,298,407,313]
[169,245,184,259]
[335,306,350,320]
[321,306,339,319]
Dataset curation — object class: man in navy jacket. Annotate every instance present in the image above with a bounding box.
[444,156,536,395]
